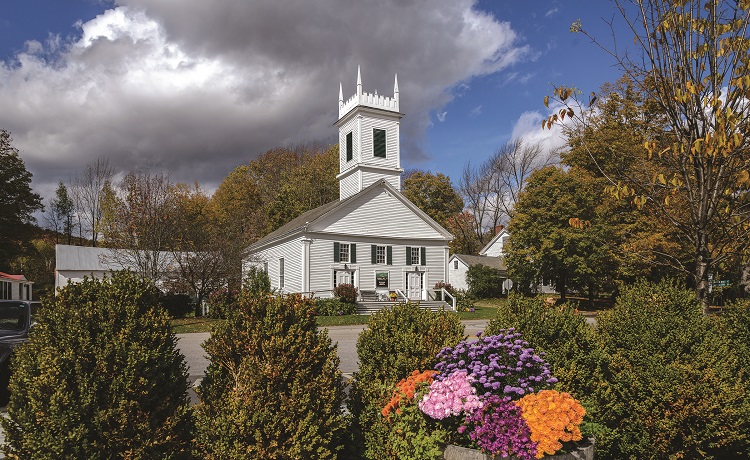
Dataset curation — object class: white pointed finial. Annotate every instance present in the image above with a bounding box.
[339,82,343,105]
[394,74,399,98]
[356,65,362,96]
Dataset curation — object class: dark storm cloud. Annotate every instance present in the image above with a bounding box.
[0,1,527,198]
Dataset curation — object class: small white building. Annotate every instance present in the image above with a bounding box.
[0,272,33,301]
[448,227,509,292]
[244,68,453,301]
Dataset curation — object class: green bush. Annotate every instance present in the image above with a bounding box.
[159,292,195,318]
[315,297,357,316]
[453,289,476,312]
[195,292,346,459]
[348,302,464,459]
[592,279,750,459]
[243,265,271,296]
[333,283,358,303]
[466,264,503,298]
[206,287,238,319]
[1,271,193,459]
[486,294,603,399]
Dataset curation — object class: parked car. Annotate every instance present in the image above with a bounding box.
[0,300,34,405]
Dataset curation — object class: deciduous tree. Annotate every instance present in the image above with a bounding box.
[70,157,114,246]
[402,170,464,229]
[552,0,750,312]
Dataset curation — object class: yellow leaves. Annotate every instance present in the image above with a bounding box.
[544,95,549,108]
[568,217,591,229]
[739,170,750,188]
[632,195,648,209]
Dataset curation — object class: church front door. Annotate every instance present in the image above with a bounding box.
[407,272,423,300]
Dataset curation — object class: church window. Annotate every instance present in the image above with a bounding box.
[406,246,426,265]
[454,260,458,270]
[371,245,392,264]
[279,258,285,288]
[346,132,353,162]
[373,128,386,158]
[334,242,356,263]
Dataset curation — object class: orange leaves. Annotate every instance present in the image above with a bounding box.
[516,390,586,459]
[381,370,437,421]
[568,217,591,229]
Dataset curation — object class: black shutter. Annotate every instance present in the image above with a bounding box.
[387,246,392,265]
[371,245,377,264]
[351,244,357,263]
[346,132,353,162]
[334,242,340,262]
[373,128,386,158]
[420,247,426,266]
[406,246,412,265]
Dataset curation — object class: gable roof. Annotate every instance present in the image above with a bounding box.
[450,254,506,271]
[479,227,509,256]
[248,179,452,251]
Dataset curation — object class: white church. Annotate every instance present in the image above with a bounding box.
[244,68,454,304]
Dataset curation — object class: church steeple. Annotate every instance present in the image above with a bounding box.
[335,67,404,201]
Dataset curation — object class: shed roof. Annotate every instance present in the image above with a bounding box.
[451,254,506,272]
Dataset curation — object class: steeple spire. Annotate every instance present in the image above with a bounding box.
[356,65,362,96]
[394,74,399,100]
[339,82,343,107]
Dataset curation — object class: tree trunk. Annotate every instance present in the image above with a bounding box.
[695,246,711,316]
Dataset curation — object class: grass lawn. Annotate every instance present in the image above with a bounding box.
[172,298,506,333]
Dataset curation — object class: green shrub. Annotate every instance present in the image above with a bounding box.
[592,279,750,459]
[159,292,195,318]
[1,271,193,459]
[453,289,476,312]
[348,302,464,459]
[206,287,238,319]
[333,283,358,303]
[486,294,603,399]
[243,265,271,296]
[195,292,346,459]
[466,264,503,298]
[315,297,357,316]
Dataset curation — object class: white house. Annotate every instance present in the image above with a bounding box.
[0,272,33,301]
[244,68,453,301]
[448,227,509,292]
[448,226,555,294]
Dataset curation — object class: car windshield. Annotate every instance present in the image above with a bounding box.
[0,302,27,332]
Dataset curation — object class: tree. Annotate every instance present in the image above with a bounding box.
[0,130,43,271]
[505,166,618,301]
[445,211,483,254]
[100,171,178,282]
[552,0,750,312]
[460,140,555,247]
[45,182,76,244]
[169,183,227,314]
[71,157,114,246]
[402,170,464,229]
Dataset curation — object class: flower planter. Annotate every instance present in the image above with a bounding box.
[443,439,594,460]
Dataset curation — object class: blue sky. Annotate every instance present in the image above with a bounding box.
[0,1,631,200]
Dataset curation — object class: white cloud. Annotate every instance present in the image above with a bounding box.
[545,8,559,17]
[437,111,448,122]
[0,1,529,196]
[510,106,568,160]
[470,105,482,116]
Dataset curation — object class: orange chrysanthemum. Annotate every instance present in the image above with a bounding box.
[381,370,438,420]
[516,390,586,459]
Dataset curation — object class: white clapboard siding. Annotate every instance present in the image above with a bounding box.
[448,257,470,291]
[339,172,361,201]
[315,189,445,240]
[361,168,400,191]
[254,237,303,293]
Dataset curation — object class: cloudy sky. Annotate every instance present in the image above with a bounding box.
[1,0,630,201]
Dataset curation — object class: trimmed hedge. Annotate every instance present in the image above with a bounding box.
[1,271,193,459]
[315,297,357,316]
[195,292,346,459]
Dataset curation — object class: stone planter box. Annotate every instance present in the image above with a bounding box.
[443,439,594,460]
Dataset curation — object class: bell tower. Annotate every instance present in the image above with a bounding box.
[335,66,404,200]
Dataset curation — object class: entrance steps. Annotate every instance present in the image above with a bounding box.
[355,300,452,315]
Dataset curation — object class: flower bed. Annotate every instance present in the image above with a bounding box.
[381,328,590,459]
